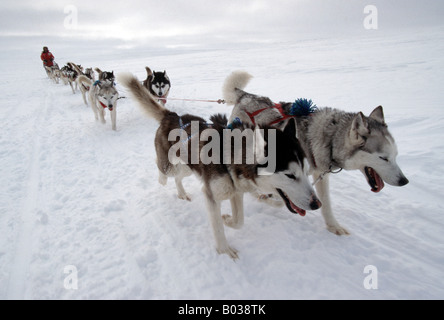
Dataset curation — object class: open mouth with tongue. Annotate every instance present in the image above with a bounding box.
[276,189,306,216]
[364,167,385,193]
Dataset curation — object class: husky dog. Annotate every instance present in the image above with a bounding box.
[118,72,321,259]
[69,63,96,105]
[63,63,83,94]
[45,63,61,84]
[95,68,115,85]
[223,71,409,236]
[142,67,171,105]
[78,75,119,131]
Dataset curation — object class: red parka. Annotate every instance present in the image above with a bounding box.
[41,51,55,67]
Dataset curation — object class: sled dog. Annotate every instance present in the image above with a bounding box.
[69,63,96,105]
[95,68,115,85]
[63,63,83,94]
[223,71,409,235]
[45,63,61,84]
[78,75,119,131]
[118,72,321,259]
[142,67,171,105]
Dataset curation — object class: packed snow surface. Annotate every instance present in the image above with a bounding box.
[1,27,444,299]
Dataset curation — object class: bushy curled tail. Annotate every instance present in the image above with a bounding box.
[117,72,169,123]
[77,75,92,87]
[222,70,253,105]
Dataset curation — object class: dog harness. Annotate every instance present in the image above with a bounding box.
[245,103,298,127]
[244,99,318,127]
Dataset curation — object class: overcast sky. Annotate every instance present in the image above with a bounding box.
[1,0,443,46]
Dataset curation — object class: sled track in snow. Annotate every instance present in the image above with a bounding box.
[6,82,51,299]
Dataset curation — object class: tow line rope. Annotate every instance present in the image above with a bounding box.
[166,98,225,104]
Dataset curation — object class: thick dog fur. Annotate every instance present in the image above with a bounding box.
[224,71,409,235]
[118,72,321,259]
[78,75,119,131]
[142,67,171,105]
[95,68,115,85]
[69,63,95,105]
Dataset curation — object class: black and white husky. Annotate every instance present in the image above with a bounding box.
[143,67,171,105]
[118,72,321,259]
[223,71,409,236]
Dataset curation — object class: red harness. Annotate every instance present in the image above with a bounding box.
[245,103,296,126]
[99,101,114,111]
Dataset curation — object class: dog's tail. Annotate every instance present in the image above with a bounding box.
[67,62,83,75]
[117,72,169,122]
[94,67,103,79]
[222,70,253,105]
[77,75,92,87]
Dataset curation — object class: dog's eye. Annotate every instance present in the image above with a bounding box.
[286,174,297,180]
[379,156,389,162]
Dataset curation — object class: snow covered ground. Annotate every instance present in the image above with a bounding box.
[1,26,444,300]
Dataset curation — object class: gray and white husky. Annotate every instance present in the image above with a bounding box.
[78,75,119,131]
[223,71,409,236]
[118,72,321,259]
[69,63,96,106]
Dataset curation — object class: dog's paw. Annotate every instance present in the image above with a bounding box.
[258,194,284,208]
[327,224,350,236]
[217,246,239,260]
[178,193,192,202]
[222,214,242,229]
[158,175,167,186]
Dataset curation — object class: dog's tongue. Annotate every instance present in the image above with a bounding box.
[368,167,385,193]
[290,201,306,216]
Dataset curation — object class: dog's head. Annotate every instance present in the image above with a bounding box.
[343,106,409,192]
[253,120,322,215]
[100,71,115,84]
[146,67,171,98]
[84,68,94,80]
[97,85,119,111]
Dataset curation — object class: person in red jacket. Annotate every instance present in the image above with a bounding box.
[41,46,55,68]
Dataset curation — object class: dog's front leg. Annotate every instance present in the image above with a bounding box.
[110,108,117,131]
[313,172,350,236]
[223,193,244,229]
[90,99,99,121]
[69,81,75,94]
[97,104,106,124]
[251,190,284,208]
[204,187,239,260]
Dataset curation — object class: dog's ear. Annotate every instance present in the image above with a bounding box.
[350,112,370,146]
[369,106,386,125]
[283,118,297,138]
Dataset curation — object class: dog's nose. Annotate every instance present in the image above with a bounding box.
[398,176,409,186]
[310,194,322,210]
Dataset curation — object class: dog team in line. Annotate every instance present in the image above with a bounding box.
[42,46,171,131]
[42,47,409,260]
